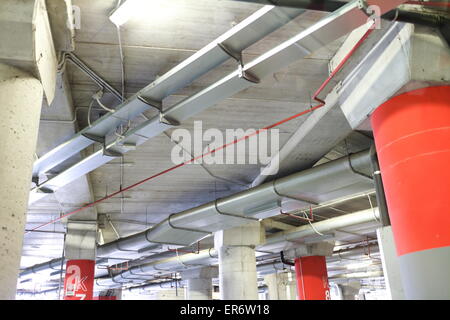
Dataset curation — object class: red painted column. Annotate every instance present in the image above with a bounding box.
[371,85,450,299]
[294,256,330,300]
[63,260,95,300]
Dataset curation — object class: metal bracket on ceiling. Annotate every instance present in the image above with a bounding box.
[214,200,259,220]
[272,180,319,205]
[218,42,260,84]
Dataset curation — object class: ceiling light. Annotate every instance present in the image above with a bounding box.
[109,0,178,26]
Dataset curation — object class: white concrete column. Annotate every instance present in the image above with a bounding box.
[182,266,218,300]
[0,63,43,300]
[376,226,405,300]
[214,221,264,300]
[264,271,297,300]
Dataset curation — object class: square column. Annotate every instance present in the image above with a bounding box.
[264,271,297,300]
[181,266,218,300]
[214,221,264,300]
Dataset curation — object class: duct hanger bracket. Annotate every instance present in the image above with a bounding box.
[218,42,260,84]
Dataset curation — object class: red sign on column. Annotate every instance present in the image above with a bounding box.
[63,259,95,300]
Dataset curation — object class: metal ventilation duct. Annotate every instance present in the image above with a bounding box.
[97,150,374,259]
[96,207,380,288]
[29,0,407,204]
[29,5,304,202]
[20,150,375,278]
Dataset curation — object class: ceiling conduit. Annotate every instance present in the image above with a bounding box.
[20,150,375,278]
[29,0,407,204]
[95,207,380,288]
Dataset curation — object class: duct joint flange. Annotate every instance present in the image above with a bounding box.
[214,200,259,221]
[168,214,211,236]
[137,96,162,112]
[347,154,373,181]
[272,180,319,205]
[217,42,242,64]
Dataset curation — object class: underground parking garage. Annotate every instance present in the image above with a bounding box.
[0,0,449,304]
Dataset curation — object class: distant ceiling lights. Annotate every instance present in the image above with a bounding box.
[109,0,177,26]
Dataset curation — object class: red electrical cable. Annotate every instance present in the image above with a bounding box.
[27,25,375,234]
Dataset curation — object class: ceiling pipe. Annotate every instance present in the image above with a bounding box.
[94,207,380,288]
[96,150,374,259]
[20,150,375,278]
[262,207,380,249]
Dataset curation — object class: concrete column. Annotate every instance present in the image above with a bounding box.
[371,85,450,299]
[376,226,405,299]
[214,221,264,300]
[62,221,97,300]
[264,271,297,300]
[0,63,43,300]
[181,266,217,300]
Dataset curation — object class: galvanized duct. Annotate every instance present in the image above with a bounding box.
[29,0,406,203]
[95,207,380,288]
[96,249,218,288]
[125,260,289,294]
[97,150,374,259]
[20,150,375,278]
[29,5,304,203]
[261,207,380,252]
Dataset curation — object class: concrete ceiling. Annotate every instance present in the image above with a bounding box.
[21,0,376,274]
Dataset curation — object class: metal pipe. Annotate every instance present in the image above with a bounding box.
[20,150,375,278]
[94,207,380,288]
[263,208,380,246]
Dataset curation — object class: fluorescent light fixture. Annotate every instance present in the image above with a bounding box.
[109,0,178,26]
